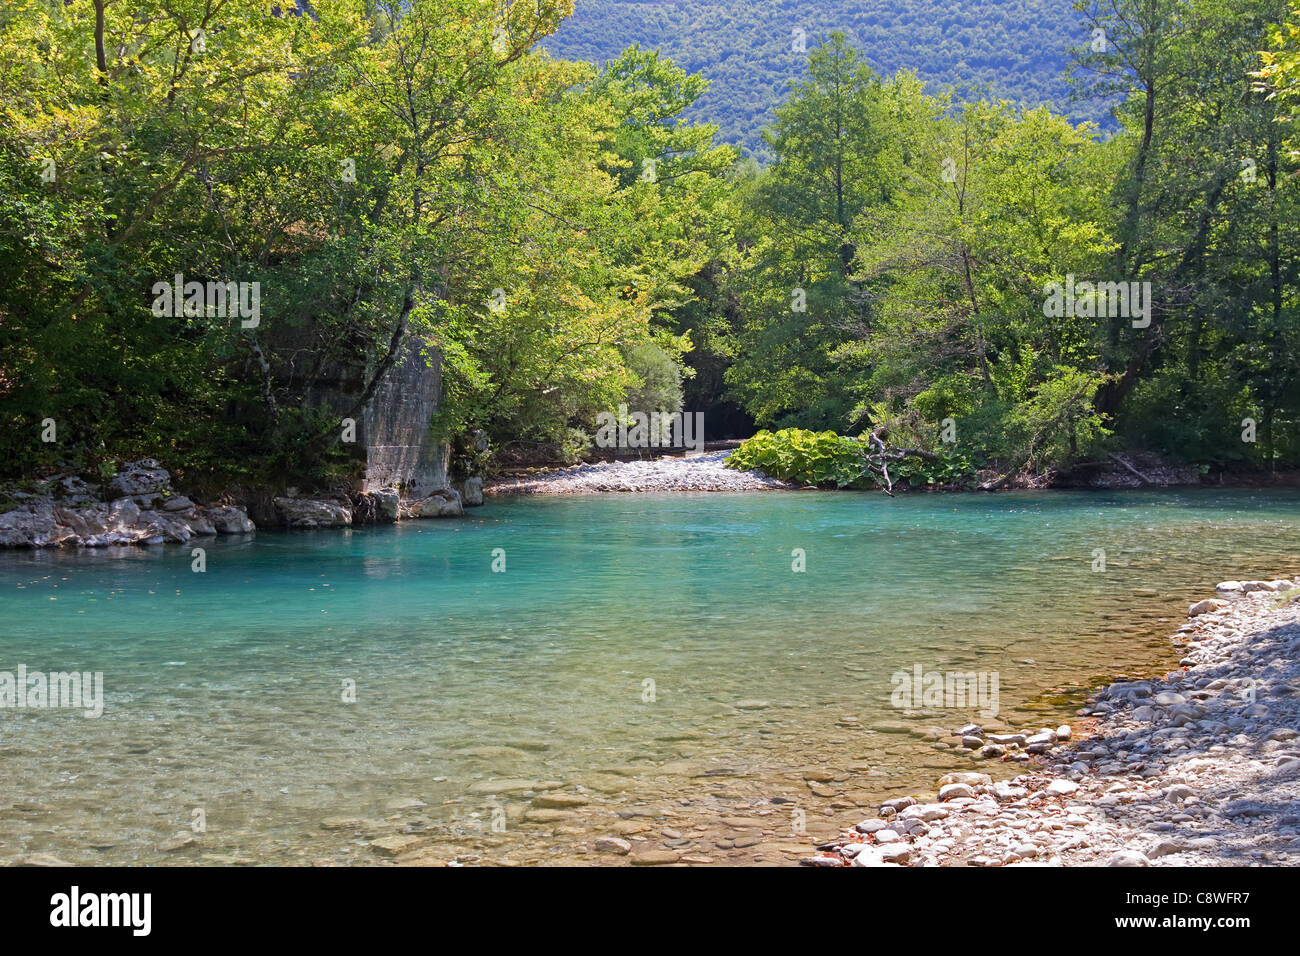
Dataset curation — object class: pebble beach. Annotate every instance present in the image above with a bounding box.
[817,579,1300,867]
[485,451,790,495]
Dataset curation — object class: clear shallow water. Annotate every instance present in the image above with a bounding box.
[1,489,1298,865]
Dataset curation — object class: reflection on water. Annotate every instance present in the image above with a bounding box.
[1,489,1297,865]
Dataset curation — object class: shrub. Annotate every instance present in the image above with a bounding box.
[726,428,867,487]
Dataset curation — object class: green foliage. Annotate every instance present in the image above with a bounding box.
[727,426,976,488]
[888,452,978,489]
[622,342,684,414]
[716,3,1300,479]
[727,428,867,487]
[0,0,736,486]
[2,0,1296,492]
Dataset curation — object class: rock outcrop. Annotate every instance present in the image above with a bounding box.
[351,488,400,525]
[399,488,464,519]
[272,496,353,529]
[0,461,255,549]
[454,477,484,507]
[3,457,472,548]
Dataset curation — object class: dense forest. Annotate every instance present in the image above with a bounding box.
[1,0,1298,495]
[544,0,1110,157]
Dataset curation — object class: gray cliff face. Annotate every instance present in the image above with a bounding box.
[360,335,448,498]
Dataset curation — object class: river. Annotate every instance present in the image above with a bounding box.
[1,488,1297,865]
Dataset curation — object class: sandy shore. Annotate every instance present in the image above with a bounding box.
[816,578,1300,867]
[485,451,789,495]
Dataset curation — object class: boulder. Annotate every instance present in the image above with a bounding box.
[207,505,255,535]
[0,502,72,548]
[137,510,193,544]
[879,797,916,814]
[938,772,992,788]
[109,497,141,528]
[878,844,911,864]
[273,496,353,529]
[0,506,51,548]
[400,489,464,519]
[351,488,399,525]
[106,459,171,499]
[455,477,484,507]
[992,781,1028,802]
[37,474,101,505]
[1188,598,1228,617]
[2,467,256,547]
[898,803,947,822]
[187,513,217,536]
[54,504,109,540]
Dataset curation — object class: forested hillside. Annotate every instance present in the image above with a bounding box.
[545,0,1106,156]
[1,0,1298,498]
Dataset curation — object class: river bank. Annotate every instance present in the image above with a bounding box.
[5,449,1292,549]
[0,459,482,549]
[486,449,1298,497]
[815,579,1300,867]
[485,450,790,495]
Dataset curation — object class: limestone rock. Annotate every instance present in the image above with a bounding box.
[207,505,255,534]
[370,835,424,857]
[353,487,399,525]
[106,459,172,499]
[400,489,464,519]
[1106,850,1150,867]
[273,496,353,529]
[456,477,484,507]
[629,849,681,866]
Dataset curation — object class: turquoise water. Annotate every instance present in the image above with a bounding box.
[1,489,1298,865]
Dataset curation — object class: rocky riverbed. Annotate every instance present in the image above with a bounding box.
[810,578,1300,867]
[486,451,789,495]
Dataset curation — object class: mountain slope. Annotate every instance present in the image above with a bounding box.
[545,0,1109,156]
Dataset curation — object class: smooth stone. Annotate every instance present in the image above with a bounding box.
[469,779,563,795]
[630,849,681,866]
[370,835,424,857]
[1106,850,1151,867]
[531,793,589,809]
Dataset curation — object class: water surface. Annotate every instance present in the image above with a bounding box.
[1,489,1297,865]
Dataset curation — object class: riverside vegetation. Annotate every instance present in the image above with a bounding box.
[2,0,1299,500]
